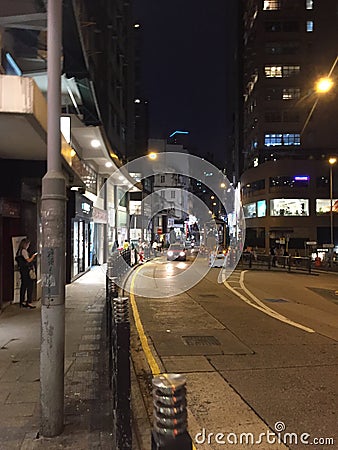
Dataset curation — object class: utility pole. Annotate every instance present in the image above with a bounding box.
[40,0,66,436]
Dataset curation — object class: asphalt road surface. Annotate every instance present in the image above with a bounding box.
[125,255,338,450]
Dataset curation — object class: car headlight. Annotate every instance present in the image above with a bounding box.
[179,251,185,257]
[167,251,173,256]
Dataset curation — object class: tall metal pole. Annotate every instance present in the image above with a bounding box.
[40,0,66,437]
[330,163,334,267]
[330,164,333,246]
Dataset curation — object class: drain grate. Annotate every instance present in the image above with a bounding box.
[182,335,221,346]
[264,298,288,303]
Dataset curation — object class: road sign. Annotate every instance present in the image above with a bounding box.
[322,243,334,248]
[305,241,317,245]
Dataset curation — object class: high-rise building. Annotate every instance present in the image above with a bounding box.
[239,0,338,256]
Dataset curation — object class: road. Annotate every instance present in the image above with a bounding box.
[125,255,338,450]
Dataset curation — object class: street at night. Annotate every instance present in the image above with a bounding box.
[127,257,337,449]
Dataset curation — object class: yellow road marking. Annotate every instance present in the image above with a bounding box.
[130,265,161,375]
[129,264,197,449]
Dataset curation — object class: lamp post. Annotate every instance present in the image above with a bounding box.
[329,157,337,265]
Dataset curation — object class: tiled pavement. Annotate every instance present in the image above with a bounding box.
[0,267,115,450]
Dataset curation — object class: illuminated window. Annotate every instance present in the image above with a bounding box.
[316,199,338,215]
[306,20,314,31]
[263,0,281,10]
[265,134,282,146]
[264,133,301,146]
[306,0,313,10]
[283,133,300,145]
[257,200,267,217]
[265,65,282,77]
[270,199,309,216]
[243,203,257,219]
[264,65,300,78]
[283,88,301,100]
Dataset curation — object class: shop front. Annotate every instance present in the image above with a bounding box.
[67,191,93,282]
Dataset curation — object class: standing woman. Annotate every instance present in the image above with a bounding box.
[16,238,37,309]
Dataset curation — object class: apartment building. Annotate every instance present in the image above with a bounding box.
[240,0,338,254]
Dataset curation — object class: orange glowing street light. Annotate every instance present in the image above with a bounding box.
[316,77,334,93]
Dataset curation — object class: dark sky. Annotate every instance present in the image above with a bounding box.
[133,0,235,168]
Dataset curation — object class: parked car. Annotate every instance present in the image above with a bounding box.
[167,244,187,261]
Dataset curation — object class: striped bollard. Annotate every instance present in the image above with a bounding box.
[112,296,131,449]
[152,374,192,450]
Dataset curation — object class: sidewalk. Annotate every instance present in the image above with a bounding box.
[0,266,114,450]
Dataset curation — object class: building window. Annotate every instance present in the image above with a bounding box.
[283,133,300,145]
[282,88,301,100]
[265,65,282,77]
[171,191,176,199]
[263,0,281,10]
[160,175,165,183]
[243,202,257,218]
[270,198,309,216]
[270,176,309,188]
[306,0,313,10]
[283,65,300,77]
[257,200,267,217]
[242,179,266,197]
[306,20,314,31]
[264,65,300,78]
[264,133,301,146]
[265,134,282,146]
[316,199,338,215]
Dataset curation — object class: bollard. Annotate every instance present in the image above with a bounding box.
[151,374,192,450]
[112,296,131,450]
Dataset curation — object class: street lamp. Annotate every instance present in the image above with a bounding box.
[315,77,334,94]
[329,157,337,265]
[148,151,157,160]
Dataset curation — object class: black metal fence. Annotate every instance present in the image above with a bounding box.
[106,261,132,449]
[240,252,312,274]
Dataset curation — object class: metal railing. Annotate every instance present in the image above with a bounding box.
[106,261,132,449]
[240,252,312,274]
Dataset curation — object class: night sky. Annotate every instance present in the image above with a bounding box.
[133,0,236,168]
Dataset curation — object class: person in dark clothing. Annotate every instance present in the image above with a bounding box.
[16,238,37,309]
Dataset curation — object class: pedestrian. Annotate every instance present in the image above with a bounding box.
[123,239,130,250]
[15,238,37,309]
[270,246,277,267]
[152,240,158,255]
